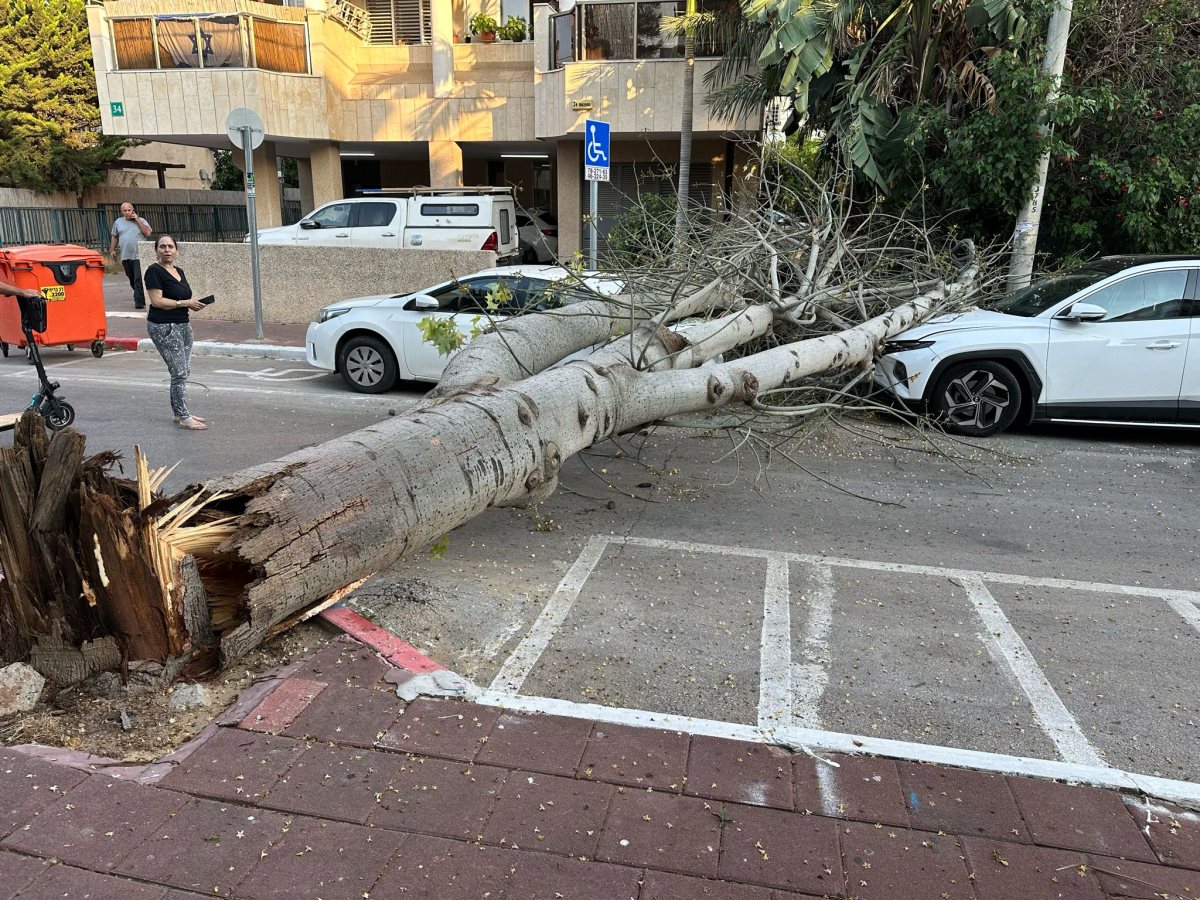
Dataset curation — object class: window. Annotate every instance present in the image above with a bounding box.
[307,203,353,228]
[582,3,635,59]
[499,209,512,245]
[425,277,529,313]
[353,202,396,227]
[156,18,201,68]
[636,2,683,59]
[574,0,728,61]
[552,10,574,68]
[993,271,1110,317]
[112,19,155,69]
[420,203,481,217]
[1084,270,1192,322]
[252,18,309,73]
[110,13,304,71]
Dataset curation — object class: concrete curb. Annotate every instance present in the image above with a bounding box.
[105,337,305,361]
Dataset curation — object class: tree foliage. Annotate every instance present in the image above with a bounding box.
[719,0,1199,259]
[0,0,127,192]
[1038,0,1200,257]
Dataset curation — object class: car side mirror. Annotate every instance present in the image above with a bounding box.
[299,220,320,230]
[411,294,440,310]
[1058,302,1107,322]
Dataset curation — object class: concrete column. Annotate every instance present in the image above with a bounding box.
[232,140,283,227]
[305,142,343,211]
[254,142,283,228]
[556,140,581,258]
[298,158,315,214]
[432,0,454,98]
[429,140,464,187]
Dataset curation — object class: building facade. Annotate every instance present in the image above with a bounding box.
[85,0,758,255]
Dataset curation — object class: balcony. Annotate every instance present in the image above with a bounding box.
[533,0,755,138]
[108,7,310,73]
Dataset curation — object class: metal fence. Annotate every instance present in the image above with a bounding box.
[0,201,302,250]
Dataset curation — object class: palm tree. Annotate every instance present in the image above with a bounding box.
[674,0,698,248]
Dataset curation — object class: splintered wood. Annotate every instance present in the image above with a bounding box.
[0,412,237,682]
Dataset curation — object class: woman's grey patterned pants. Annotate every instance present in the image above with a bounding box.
[147,322,193,419]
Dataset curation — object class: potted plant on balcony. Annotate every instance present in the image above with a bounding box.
[497,14,527,42]
[469,12,498,43]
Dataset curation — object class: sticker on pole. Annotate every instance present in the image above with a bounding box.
[584,119,610,182]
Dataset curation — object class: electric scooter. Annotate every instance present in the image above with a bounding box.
[5,293,75,430]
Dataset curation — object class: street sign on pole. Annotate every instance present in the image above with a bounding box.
[584,118,610,268]
[226,108,266,340]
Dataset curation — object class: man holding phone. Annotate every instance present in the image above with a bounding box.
[109,202,153,310]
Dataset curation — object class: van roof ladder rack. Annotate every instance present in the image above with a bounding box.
[356,186,514,196]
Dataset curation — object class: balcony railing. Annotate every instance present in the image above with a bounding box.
[110,13,310,73]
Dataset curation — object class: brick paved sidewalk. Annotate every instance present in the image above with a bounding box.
[2,635,1198,899]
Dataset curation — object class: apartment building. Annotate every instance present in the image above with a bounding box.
[85,0,758,255]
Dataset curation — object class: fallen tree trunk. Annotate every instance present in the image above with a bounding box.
[0,189,986,679]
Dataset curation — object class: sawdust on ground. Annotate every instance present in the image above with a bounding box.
[0,621,333,763]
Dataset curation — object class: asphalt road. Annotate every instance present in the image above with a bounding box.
[0,346,410,492]
[4,346,1198,787]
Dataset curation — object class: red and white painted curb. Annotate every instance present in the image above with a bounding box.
[320,606,446,674]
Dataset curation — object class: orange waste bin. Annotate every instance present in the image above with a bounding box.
[0,244,108,360]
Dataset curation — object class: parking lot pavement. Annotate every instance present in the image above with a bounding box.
[344,421,1200,795]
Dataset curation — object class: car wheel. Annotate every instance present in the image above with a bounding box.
[932,360,1022,437]
[522,247,537,264]
[338,335,398,394]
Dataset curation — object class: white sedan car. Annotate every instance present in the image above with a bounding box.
[875,256,1200,436]
[306,265,623,393]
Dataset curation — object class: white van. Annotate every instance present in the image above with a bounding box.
[251,187,520,259]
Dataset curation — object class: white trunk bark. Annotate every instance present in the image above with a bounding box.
[1007,0,1074,291]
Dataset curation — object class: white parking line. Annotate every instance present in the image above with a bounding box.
[488,534,608,694]
[961,575,1105,767]
[793,564,834,730]
[616,535,1200,604]
[470,687,1200,805]
[757,555,792,731]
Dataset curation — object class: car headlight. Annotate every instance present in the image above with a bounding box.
[881,339,935,355]
[319,307,351,323]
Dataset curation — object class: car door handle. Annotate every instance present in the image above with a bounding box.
[1146,341,1181,350]
[335,233,349,238]
[381,232,396,237]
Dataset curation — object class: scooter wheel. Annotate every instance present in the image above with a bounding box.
[46,401,75,430]
[66,344,75,351]
[1,341,7,357]
[90,341,104,359]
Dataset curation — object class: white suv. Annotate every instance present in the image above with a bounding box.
[875,256,1200,436]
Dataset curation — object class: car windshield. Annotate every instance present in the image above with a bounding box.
[989,270,1111,317]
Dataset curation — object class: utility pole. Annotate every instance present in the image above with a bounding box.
[1006,0,1074,292]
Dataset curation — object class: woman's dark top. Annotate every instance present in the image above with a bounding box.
[144,263,192,325]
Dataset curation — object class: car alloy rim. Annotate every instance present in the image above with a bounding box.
[346,346,385,386]
[943,369,1010,430]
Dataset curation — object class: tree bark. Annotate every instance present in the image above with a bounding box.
[1007,0,1074,290]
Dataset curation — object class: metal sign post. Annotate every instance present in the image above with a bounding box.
[583,118,610,269]
[226,108,266,340]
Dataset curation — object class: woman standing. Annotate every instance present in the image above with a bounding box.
[144,235,208,430]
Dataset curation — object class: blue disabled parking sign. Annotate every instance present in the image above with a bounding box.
[584,119,610,182]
